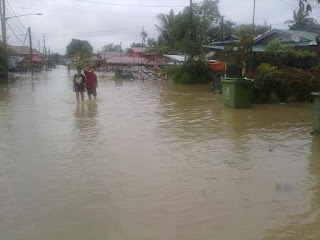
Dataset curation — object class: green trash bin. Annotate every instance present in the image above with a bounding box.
[222,78,254,108]
[311,92,320,133]
[115,68,123,79]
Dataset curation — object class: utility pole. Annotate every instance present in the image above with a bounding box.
[249,0,256,76]
[43,34,47,70]
[120,42,122,64]
[48,47,50,69]
[221,15,224,45]
[190,0,193,59]
[28,27,33,75]
[0,0,8,82]
[252,0,256,26]
[190,0,193,26]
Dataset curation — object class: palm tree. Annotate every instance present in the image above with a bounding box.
[284,7,316,30]
[140,28,148,46]
[155,9,176,46]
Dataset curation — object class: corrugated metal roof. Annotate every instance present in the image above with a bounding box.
[203,45,266,52]
[254,29,319,44]
[8,45,42,55]
[277,29,319,41]
[130,47,146,53]
[163,54,188,62]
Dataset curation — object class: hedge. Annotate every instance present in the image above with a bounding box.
[253,64,320,103]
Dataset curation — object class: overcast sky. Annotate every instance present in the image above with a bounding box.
[6,0,320,54]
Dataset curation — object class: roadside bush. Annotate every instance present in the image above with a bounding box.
[254,64,320,103]
[253,63,282,103]
[167,59,212,84]
[279,67,313,102]
[258,40,318,69]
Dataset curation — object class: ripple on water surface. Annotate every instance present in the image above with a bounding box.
[0,67,319,240]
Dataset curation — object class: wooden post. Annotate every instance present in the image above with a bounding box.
[221,15,224,45]
[252,0,256,26]
[43,34,47,70]
[190,0,193,59]
[0,0,8,82]
[28,27,33,75]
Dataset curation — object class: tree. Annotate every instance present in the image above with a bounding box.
[103,43,122,52]
[155,0,220,55]
[0,41,16,73]
[297,0,320,12]
[147,38,158,47]
[223,25,256,77]
[140,28,148,45]
[66,39,93,58]
[255,22,272,35]
[285,6,316,30]
[155,9,176,48]
[50,53,64,66]
[130,42,146,47]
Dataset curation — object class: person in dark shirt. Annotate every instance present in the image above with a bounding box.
[73,66,86,103]
[83,65,98,100]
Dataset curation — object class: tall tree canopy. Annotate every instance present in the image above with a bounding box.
[298,0,320,12]
[66,39,93,58]
[103,43,122,52]
[284,6,316,30]
[155,0,220,55]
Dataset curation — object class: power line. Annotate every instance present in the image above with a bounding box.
[7,21,24,44]
[5,0,40,43]
[279,0,297,8]
[9,4,158,18]
[6,0,27,30]
[31,28,157,35]
[76,0,185,8]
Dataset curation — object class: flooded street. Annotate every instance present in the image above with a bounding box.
[1,66,320,240]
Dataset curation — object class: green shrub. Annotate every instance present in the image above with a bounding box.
[258,40,318,69]
[166,59,212,84]
[279,67,313,102]
[254,63,320,103]
[253,63,282,103]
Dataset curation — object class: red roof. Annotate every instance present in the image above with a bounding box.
[25,55,45,63]
[8,45,42,55]
[129,47,146,53]
[99,53,163,66]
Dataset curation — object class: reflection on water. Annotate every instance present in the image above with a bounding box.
[0,66,319,240]
[264,135,320,240]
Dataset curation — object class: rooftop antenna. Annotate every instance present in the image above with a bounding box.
[291,34,301,43]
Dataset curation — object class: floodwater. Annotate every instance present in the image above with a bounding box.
[0,66,320,240]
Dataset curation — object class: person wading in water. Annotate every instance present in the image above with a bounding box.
[83,65,98,100]
[73,66,86,103]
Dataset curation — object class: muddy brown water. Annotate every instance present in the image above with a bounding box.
[1,66,320,240]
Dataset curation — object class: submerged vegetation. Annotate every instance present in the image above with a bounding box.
[166,59,212,84]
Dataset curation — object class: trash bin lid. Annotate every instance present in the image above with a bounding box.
[311,92,320,97]
[221,77,254,84]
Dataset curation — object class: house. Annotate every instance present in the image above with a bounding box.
[96,49,163,68]
[127,47,146,58]
[163,54,188,65]
[8,45,44,70]
[204,29,319,52]
[8,45,42,57]
[253,29,318,51]
[209,34,239,46]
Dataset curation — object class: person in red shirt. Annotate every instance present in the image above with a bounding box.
[83,65,98,100]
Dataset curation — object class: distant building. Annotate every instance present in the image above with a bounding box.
[163,55,188,65]
[8,45,42,57]
[7,45,45,70]
[127,47,146,58]
[204,29,320,52]
[94,48,163,68]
